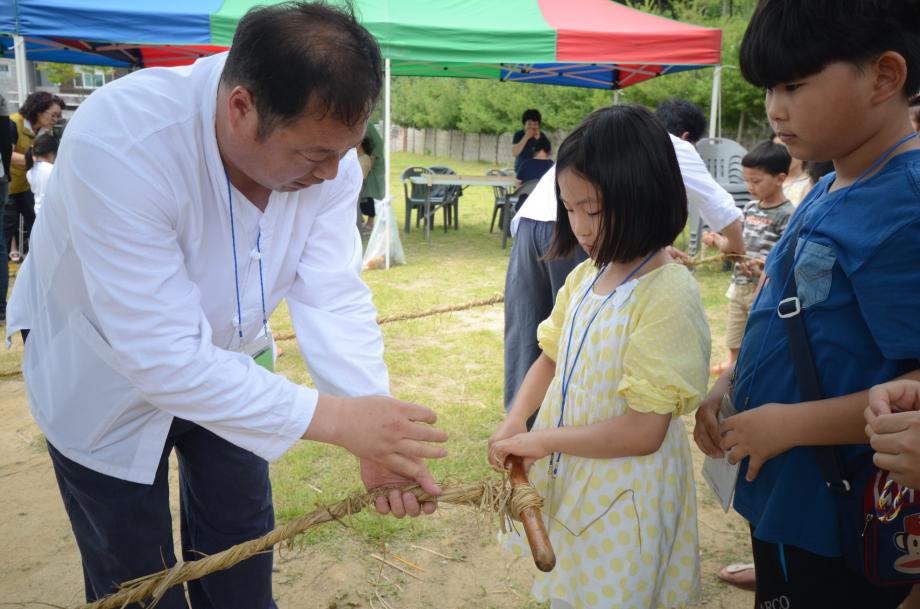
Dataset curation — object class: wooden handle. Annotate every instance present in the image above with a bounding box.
[507,456,556,572]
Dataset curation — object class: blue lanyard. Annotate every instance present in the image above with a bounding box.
[737,131,918,408]
[549,250,658,476]
[225,169,269,342]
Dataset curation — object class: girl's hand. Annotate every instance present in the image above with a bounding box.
[488,416,528,470]
[490,431,551,471]
[719,403,792,481]
[693,395,724,458]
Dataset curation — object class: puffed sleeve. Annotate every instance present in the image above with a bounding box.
[537,259,595,363]
[616,266,711,416]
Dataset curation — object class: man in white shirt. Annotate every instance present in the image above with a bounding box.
[7,4,447,607]
[504,99,744,414]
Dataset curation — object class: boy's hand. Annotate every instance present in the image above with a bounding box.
[702,231,720,248]
[693,395,724,458]
[720,403,792,481]
[866,380,920,488]
[488,415,528,469]
[665,245,691,264]
[490,431,551,472]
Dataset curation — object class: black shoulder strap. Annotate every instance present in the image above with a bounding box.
[777,226,852,493]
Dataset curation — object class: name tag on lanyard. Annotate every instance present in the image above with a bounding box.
[241,326,275,373]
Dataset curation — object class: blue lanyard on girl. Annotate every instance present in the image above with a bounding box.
[225,168,269,342]
[549,250,658,477]
[737,131,918,407]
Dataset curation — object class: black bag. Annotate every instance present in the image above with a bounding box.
[778,231,920,585]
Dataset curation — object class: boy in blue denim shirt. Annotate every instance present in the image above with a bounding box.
[693,1,920,606]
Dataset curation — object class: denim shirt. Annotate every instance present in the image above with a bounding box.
[732,150,920,557]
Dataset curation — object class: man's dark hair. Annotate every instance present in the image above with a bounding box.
[548,104,687,265]
[221,1,382,138]
[742,141,791,176]
[740,0,920,96]
[521,109,542,125]
[655,99,707,144]
[19,91,65,127]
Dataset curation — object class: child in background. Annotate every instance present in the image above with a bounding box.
[705,141,793,374]
[25,133,58,216]
[694,1,920,606]
[490,105,710,609]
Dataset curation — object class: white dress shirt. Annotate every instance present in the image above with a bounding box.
[511,133,742,235]
[7,53,388,484]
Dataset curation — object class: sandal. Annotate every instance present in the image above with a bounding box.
[717,563,756,592]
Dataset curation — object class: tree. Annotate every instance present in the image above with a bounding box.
[36,62,79,87]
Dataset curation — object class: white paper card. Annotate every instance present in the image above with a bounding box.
[702,392,741,513]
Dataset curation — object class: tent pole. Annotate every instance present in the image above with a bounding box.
[708,65,721,139]
[384,57,392,270]
[13,35,29,109]
[613,90,621,105]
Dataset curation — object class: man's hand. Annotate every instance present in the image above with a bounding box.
[665,245,691,264]
[720,403,792,481]
[304,394,448,514]
[694,394,724,458]
[702,231,721,248]
[360,459,438,518]
[866,380,920,488]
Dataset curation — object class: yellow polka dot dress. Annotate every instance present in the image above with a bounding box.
[501,261,711,609]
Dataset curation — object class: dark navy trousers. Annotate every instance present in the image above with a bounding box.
[48,418,279,608]
[503,217,587,412]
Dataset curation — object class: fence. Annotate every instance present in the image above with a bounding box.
[389,125,568,166]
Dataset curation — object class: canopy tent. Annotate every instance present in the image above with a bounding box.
[1,0,722,265]
[1,0,720,88]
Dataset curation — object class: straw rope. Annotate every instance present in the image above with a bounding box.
[72,479,543,609]
[0,295,506,380]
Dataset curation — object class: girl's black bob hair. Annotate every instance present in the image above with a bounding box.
[548,104,687,265]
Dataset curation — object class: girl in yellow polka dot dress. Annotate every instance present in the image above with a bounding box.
[490,105,711,609]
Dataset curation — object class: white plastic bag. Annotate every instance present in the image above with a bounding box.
[362,198,405,270]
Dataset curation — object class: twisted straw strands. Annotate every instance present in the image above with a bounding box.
[72,479,543,609]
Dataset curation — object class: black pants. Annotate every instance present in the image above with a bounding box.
[359,196,376,218]
[751,527,910,608]
[48,419,279,608]
[5,189,35,255]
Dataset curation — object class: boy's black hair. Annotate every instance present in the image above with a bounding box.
[532,137,551,154]
[548,104,687,265]
[25,133,59,172]
[655,99,707,144]
[742,141,791,176]
[221,1,382,138]
[521,108,542,125]
[740,0,920,96]
[911,95,920,108]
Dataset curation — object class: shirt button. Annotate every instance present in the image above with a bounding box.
[232,315,240,326]
[250,249,261,261]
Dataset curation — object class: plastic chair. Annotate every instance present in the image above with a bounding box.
[400,166,448,233]
[429,165,463,231]
[488,169,511,234]
[695,137,747,185]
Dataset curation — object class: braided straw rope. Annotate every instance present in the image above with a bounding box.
[73,479,543,609]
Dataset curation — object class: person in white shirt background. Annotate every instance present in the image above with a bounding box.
[24,133,57,215]
[7,3,447,607]
[503,98,745,418]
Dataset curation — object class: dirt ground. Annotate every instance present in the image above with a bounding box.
[0,377,755,609]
